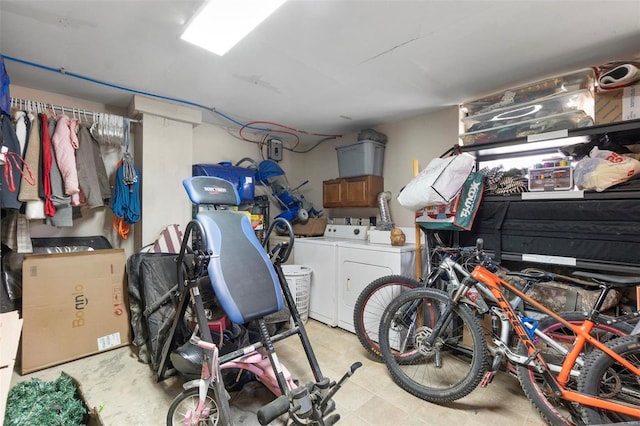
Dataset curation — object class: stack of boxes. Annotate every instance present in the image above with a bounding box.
[595,83,640,125]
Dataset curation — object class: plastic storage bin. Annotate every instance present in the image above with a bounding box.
[529,166,573,191]
[282,265,311,323]
[460,110,593,146]
[336,140,385,178]
[461,89,594,134]
[461,68,595,117]
[192,163,255,202]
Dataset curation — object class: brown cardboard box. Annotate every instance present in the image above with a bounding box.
[21,249,130,374]
[595,84,640,124]
[292,218,328,236]
[462,314,493,347]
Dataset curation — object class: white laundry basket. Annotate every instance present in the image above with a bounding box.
[281,265,312,323]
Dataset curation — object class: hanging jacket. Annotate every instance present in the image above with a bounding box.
[0,113,24,209]
[47,115,73,227]
[51,114,80,206]
[18,111,40,202]
[12,110,28,156]
[0,55,10,116]
[75,124,111,208]
[40,113,55,217]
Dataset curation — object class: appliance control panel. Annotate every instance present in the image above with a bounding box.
[323,224,369,240]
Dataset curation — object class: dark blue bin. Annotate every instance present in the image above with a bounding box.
[192,163,255,202]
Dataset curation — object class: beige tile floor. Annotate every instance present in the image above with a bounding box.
[10,319,546,425]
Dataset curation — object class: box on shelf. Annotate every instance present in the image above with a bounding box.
[292,218,328,236]
[21,249,130,374]
[461,68,595,117]
[461,110,592,146]
[461,89,594,134]
[336,140,385,178]
[528,165,573,191]
[595,84,640,125]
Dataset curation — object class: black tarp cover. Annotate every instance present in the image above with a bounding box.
[459,197,640,264]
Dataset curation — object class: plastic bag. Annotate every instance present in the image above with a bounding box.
[415,171,484,230]
[573,147,640,192]
[398,153,475,211]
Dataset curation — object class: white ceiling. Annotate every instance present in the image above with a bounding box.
[1,0,640,146]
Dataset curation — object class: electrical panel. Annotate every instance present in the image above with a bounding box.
[268,139,283,161]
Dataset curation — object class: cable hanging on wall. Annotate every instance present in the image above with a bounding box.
[2,54,342,151]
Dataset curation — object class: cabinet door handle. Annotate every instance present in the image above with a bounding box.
[347,278,350,291]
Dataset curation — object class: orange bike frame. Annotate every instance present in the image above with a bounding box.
[471,265,640,418]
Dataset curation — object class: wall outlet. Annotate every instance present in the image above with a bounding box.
[268,139,283,161]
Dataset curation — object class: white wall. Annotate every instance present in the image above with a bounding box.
[281,106,460,227]
[8,84,460,253]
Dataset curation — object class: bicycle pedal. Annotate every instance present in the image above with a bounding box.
[480,371,495,388]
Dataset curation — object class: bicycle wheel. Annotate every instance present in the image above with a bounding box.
[516,312,632,426]
[378,287,488,402]
[353,274,422,360]
[578,334,640,424]
[167,386,221,426]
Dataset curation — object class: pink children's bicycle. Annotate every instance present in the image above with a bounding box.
[162,176,361,426]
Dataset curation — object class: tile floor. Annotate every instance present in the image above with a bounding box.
[10,319,546,425]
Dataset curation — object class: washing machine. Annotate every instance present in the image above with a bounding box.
[336,240,424,333]
[293,224,369,327]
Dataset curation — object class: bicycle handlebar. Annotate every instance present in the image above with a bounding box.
[257,395,289,425]
[263,218,294,263]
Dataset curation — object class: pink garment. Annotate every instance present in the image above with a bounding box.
[68,117,79,149]
[51,114,80,206]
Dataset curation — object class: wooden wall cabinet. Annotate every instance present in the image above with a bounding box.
[322,175,384,208]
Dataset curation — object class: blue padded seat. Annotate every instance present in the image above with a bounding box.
[183,177,284,324]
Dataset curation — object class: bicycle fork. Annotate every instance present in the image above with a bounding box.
[422,278,476,368]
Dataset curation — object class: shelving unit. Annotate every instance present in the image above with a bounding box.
[456,118,640,275]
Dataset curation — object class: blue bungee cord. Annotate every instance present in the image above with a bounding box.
[111,118,140,238]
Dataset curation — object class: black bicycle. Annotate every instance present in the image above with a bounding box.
[353,243,481,360]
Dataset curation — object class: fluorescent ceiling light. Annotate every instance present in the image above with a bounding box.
[181,0,287,56]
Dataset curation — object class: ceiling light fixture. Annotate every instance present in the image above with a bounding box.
[180,0,287,56]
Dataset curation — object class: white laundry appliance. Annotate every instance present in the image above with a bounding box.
[293,224,369,327]
[336,240,422,333]
[293,224,424,333]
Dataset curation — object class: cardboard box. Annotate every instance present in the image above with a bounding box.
[1,311,23,426]
[21,249,130,374]
[292,218,328,236]
[462,314,493,347]
[595,84,640,124]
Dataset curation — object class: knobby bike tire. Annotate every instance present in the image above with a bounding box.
[378,287,488,402]
[167,385,226,426]
[516,312,632,426]
[353,275,422,360]
[578,334,640,425]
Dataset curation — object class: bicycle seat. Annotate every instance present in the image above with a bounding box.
[183,177,284,324]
